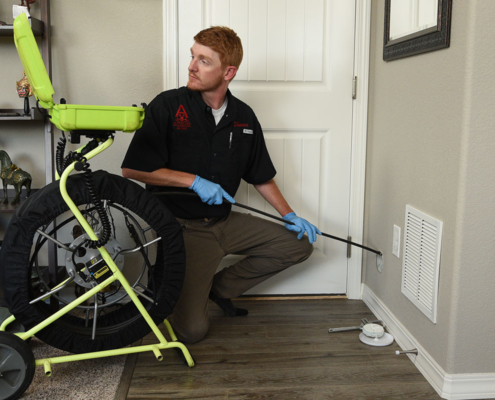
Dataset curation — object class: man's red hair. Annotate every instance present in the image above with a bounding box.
[194,26,243,72]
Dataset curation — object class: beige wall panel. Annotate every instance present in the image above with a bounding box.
[365,0,495,374]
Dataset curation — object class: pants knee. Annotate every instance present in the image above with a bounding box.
[173,321,209,344]
[293,239,314,264]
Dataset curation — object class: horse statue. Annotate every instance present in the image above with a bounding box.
[0,150,32,205]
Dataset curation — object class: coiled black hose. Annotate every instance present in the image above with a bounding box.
[55,133,67,177]
[62,152,77,173]
[56,133,112,249]
[80,160,112,249]
[57,136,81,176]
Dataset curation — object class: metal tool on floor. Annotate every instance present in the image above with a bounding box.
[328,318,384,334]
[396,349,418,356]
[328,318,394,347]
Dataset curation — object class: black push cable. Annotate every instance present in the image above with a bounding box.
[232,201,382,256]
[153,191,382,257]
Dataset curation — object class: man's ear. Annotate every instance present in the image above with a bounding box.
[224,66,238,81]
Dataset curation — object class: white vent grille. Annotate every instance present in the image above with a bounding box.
[401,205,443,323]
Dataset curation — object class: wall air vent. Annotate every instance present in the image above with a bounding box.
[401,205,443,323]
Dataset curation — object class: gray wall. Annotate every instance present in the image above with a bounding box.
[0,0,162,235]
[365,0,495,374]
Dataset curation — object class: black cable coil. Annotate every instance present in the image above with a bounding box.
[56,136,80,176]
[55,133,67,177]
[80,160,112,249]
[56,134,111,249]
[62,152,78,173]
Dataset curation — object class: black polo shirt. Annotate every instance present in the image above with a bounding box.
[121,87,276,219]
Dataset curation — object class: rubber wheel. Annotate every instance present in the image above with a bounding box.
[0,331,35,400]
[0,171,185,354]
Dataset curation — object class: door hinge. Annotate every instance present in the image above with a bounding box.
[352,76,357,99]
[347,236,352,258]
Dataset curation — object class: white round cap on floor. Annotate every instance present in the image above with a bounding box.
[359,332,394,346]
[362,323,385,338]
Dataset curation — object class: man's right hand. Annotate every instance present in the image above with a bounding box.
[189,176,235,205]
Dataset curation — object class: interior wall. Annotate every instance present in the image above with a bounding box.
[0,3,45,188]
[446,0,495,375]
[365,0,495,374]
[0,0,163,237]
[50,0,163,176]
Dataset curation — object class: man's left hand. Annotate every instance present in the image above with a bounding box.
[283,212,321,244]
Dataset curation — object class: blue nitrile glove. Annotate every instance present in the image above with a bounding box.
[189,175,235,205]
[283,212,322,244]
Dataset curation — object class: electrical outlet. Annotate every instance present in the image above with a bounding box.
[392,225,401,258]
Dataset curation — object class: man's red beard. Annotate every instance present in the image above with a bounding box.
[187,73,224,92]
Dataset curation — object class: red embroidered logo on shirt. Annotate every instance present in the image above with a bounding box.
[234,121,249,128]
[174,105,191,130]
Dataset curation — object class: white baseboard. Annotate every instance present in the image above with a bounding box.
[362,284,495,400]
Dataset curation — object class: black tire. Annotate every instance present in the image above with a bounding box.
[0,171,185,354]
[0,331,35,400]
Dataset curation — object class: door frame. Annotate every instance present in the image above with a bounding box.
[162,0,372,300]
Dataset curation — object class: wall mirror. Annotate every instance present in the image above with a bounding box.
[383,0,452,61]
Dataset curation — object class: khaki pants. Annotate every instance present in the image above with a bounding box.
[168,211,314,343]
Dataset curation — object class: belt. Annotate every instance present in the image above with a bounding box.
[176,216,223,225]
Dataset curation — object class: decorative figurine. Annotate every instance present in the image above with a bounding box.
[0,150,32,205]
[20,0,36,12]
[16,71,33,115]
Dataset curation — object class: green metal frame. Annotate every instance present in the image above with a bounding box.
[1,138,194,373]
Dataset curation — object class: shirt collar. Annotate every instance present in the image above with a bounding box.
[188,88,237,117]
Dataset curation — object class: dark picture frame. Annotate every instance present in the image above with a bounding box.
[383,0,452,61]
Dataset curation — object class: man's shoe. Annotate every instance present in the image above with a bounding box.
[209,290,248,317]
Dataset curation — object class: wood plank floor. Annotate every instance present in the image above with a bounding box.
[125,299,442,399]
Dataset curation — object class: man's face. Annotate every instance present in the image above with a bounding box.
[187,42,226,92]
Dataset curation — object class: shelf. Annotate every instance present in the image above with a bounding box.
[0,17,44,36]
[0,108,45,121]
[0,189,38,214]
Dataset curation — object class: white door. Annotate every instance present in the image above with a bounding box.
[176,0,356,295]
